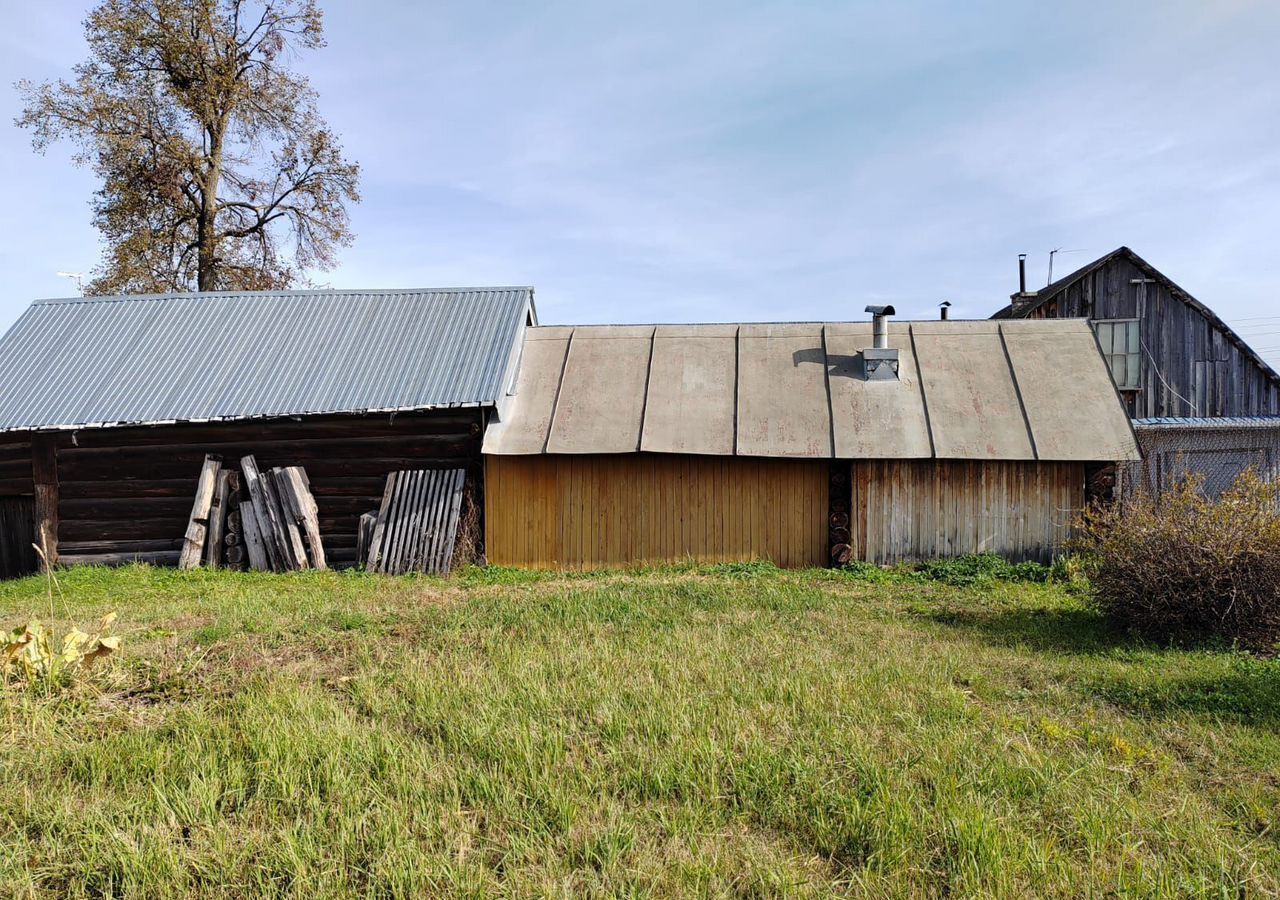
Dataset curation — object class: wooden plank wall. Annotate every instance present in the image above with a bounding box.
[848,460,1084,564]
[485,454,828,569]
[49,411,483,568]
[1028,255,1280,418]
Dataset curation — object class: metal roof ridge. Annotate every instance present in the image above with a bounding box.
[532,317,1080,329]
[30,285,535,306]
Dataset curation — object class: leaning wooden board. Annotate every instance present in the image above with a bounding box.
[365,469,466,575]
[178,454,222,569]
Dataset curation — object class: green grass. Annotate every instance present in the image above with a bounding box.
[1,563,1277,898]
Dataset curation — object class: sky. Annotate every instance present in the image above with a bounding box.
[1,0,1279,366]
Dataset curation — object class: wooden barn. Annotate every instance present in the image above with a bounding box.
[993,246,1280,417]
[992,246,1280,495]
[0,287,536,577]
[482,316,1139,568]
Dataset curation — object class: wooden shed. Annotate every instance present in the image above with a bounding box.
[0,287,536,575]
[482,318,1139,568]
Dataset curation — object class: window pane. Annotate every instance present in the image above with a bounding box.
[1127,322,1140,353]
[1096,323,1111,349]
[1126,353,1140,388]
[1112,357,1126,384]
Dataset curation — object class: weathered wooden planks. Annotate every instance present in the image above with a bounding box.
[365,469,466,575]
[178,455,223,569]
[236,456,326,572]
[273,466,326,570]
[846,459,1083,564]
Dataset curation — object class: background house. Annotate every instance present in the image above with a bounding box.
[992,247,1280,495]
[483,317,1138,567]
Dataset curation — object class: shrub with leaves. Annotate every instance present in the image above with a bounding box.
[1071,470,1280,651]
[2,611,120,691]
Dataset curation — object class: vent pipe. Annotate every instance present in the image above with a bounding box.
[864,304,895,349]
[939,300,951,321]
[1017,253,1027,295]
[862,305,899,381]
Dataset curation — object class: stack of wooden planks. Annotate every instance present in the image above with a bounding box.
[362,468,466,575]
[179,454,326,572]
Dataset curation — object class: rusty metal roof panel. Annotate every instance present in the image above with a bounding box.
[0,287,533,432]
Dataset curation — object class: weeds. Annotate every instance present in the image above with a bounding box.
[2,611,120,691]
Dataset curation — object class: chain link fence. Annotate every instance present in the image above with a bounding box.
[1119,417,1280,499]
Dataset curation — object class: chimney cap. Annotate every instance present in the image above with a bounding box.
[939,300,951,308]
[864,304,896,316]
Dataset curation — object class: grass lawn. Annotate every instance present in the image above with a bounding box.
[1,563,1278,898]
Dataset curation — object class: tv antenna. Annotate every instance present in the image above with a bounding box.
[1046,249,1085,286]
[56,271,85,294]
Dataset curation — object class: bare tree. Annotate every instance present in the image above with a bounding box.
[17,0,360,294]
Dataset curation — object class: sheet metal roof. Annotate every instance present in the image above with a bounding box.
[1134,416,1280,430]
[0,287,534,432]
[483,319,1140,462]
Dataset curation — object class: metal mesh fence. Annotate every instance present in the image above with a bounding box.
[1119,418,1280,499]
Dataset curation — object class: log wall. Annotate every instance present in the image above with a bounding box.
[0,437,37,578]
[0,437,34,497]
[44,410,483,569]
[485,454,829,569]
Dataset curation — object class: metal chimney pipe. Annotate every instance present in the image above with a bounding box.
[939,300,951,321]
[864,304,895,349]
[1018,253,1027,294]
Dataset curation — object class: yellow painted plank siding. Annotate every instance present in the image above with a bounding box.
[485,454,829,569]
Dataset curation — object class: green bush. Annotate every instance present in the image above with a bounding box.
[1072,470,1280,651]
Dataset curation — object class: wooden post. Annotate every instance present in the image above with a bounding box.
[240,455,284,571]
[267,467,309,570]
[238,495,270,571]
[31,434,58,571]
[178,455,223,569]
[203,469,233,569]
[275,467,326,570]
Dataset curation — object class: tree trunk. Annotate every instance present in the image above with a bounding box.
[197,127,224,292]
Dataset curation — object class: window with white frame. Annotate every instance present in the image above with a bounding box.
[1094,319,1141,389]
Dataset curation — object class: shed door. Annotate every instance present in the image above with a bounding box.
[0,496,37,579]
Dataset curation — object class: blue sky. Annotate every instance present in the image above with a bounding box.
[2,1,1279,365]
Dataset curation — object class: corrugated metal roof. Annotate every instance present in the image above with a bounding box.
[1134,416,1280,430]
[0,287,534,432]
[483,318,1140,462]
